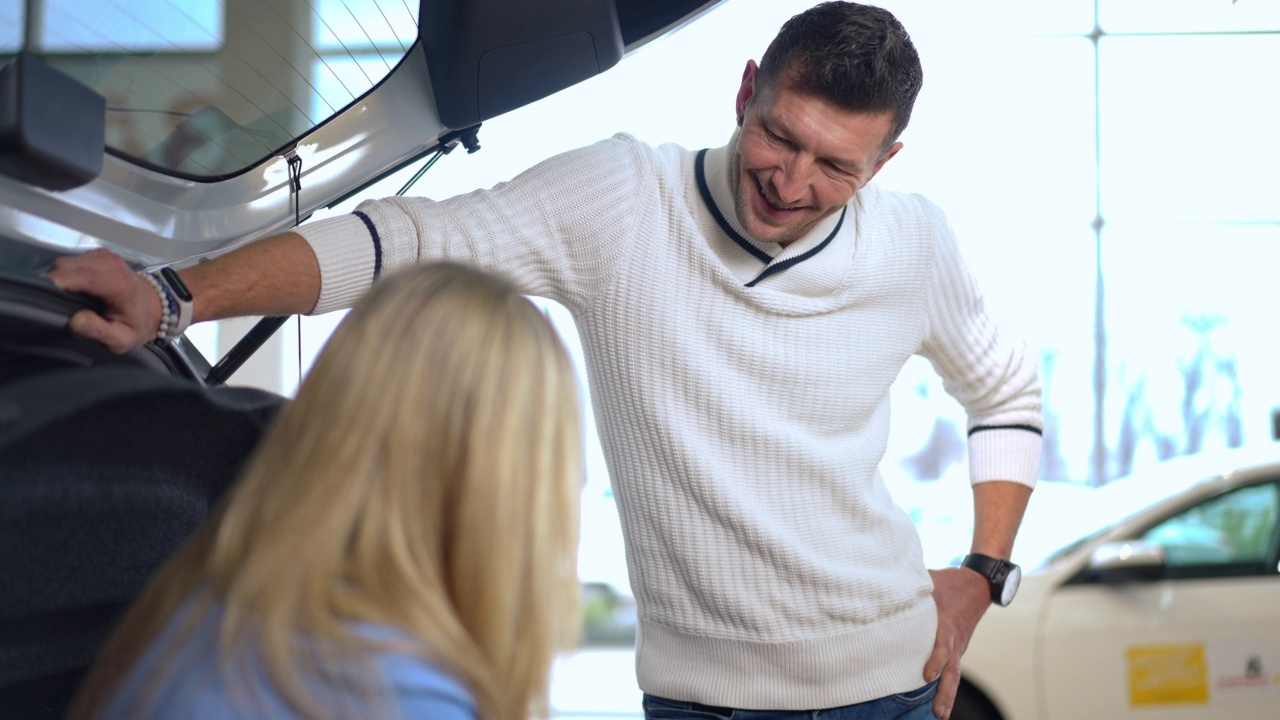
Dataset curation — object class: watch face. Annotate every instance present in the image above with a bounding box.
[159,266,194,302]
[1000,564,1021,606]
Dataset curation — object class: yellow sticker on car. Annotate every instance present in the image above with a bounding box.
[1127,643,1210,706]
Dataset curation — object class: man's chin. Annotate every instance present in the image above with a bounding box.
[743,218,804,247]
[734,198,805,245]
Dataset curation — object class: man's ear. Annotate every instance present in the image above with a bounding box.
[865,141,904,185]
[736,60,759,126]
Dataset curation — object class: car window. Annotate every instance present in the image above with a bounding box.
[1138,481,1279,575]
[27,0,419,178]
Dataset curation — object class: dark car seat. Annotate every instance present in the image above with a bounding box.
[0,365,282,718]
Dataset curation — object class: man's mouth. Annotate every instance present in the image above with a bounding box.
[755,178,800,215]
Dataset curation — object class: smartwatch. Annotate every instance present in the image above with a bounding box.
[139,266,194,344]
[961,553,1021,607]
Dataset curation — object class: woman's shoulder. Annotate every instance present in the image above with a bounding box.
[360,624,479,720]
[376,651,477,719]
[103,604,478,720]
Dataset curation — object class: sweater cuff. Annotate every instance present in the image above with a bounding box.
[967,427,1042,488]
[294,213,377,315]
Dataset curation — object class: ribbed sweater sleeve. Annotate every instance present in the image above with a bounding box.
[915,196,1043,486]
[297,134,654,314]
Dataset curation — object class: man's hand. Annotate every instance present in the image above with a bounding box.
[47,248,160,353]
[46,231,322,354]
[924,566,991,720]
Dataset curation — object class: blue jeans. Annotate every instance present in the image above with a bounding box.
[642,680,940,720]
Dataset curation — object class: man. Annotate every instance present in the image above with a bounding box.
[50,4,1041,719]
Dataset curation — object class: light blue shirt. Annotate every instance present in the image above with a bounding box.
[102,600,477,719]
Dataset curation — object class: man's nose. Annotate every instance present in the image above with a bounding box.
[771,155,810,206]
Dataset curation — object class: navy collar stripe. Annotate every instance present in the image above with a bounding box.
[695,149,772,263]
[744,208,845,287]
[695,148,848,287]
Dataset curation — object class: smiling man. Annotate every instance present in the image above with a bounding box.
[50,4,1041,720]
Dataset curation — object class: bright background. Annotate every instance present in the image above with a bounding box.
[14,0,1276,716]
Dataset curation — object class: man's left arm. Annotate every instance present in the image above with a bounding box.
[913,197,1043,719]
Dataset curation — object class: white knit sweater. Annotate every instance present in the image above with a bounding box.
[296,133,1043,710]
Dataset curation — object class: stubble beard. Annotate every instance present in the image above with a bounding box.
[729,154,810,248]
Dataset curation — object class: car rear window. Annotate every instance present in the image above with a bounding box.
[17,0,418,179]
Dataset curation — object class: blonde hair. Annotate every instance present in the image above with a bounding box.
[71,263,583,720]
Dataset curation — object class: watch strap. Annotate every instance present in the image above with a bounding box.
[139,267,194,344]
[961,553,1016,604]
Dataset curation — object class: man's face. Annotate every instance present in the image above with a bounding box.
[730,61,902,247]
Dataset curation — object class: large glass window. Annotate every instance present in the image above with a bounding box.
[876,29,1100,487]
[1101,224,1277,481]
[40,0,222,53]
[1096,31,1280,485]
[882,4,1280,502]
[0,0,23,53]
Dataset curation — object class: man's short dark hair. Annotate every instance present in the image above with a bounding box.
[758,2,923,147]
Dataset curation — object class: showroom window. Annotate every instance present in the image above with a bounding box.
[870,0,1280,490]
[0,0,22,53]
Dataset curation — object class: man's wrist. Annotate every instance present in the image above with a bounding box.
[960,553,1021,607]
[138,267,194,344]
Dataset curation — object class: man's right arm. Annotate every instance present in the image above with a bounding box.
[47,231,320,354]
[50,134,655,354]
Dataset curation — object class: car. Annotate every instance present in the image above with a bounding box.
[0,1,720,716]
[955,446,1280,720]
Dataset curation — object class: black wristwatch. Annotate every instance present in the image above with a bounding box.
[961,553,1021,607]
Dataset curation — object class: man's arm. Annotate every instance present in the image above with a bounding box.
[49,135,655,354]
[48,231,321,353]
[181,231,321,321]
[969,478,1032,559]
[925,480,1032,720]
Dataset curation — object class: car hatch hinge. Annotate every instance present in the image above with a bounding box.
[284,147,303,227]
[283,146,305,377]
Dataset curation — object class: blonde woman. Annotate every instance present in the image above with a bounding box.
[69,263,583,720]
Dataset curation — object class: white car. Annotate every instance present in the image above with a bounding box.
[956,446,1280,720]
